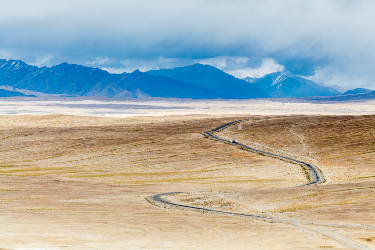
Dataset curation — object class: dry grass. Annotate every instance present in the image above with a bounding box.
[0,114,374,249]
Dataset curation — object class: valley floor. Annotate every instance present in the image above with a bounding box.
[0,99,374,249]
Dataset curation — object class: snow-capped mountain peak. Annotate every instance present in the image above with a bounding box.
[271,72,288,87]
[243,71,341,98]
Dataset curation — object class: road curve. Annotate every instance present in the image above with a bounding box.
[148,119,374,249]
[150,118,327,219]
[149,192,375,230]
[203,119,325,186]
[148,119,344,226]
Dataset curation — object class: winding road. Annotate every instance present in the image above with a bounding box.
[148,119,374,249]
[203,119,324,186]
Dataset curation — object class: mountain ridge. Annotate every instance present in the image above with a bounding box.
[0,59,221,99]
[1,59,365,100]
[147,63,267,99]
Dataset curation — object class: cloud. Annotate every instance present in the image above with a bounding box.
[86,57,110,65]
[84,57,197,73]
[31,54,55,67]
[0,0,375,88]
[195,57,283,79]
[196,57,249,69]
[0,50,16,60]
[306,65,373,90]
[226,58,284,79]
[0,49,56,67]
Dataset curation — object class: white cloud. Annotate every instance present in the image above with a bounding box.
[195,57,284,79]
[196,56,249,69]
[101,67,128,74]
[306,66,373,90]
[31,54,55,67]
[121,57,183,71]
[0,50,16,60]
[97,57,194,73]
[225,58,284,79]
[0,49,56,67]
[86,57,110,65]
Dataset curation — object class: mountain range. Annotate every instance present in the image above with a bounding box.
[1,59,371,99]
[0,60,221,99]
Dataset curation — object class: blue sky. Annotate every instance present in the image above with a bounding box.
[0,0,374,89]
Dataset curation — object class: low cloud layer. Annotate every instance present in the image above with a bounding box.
[1,0,375,89]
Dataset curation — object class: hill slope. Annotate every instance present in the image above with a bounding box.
[342,88,373,95]
[147,64,267,99]
[0,88,30,97]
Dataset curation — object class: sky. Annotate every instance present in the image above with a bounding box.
[0,0,375,89]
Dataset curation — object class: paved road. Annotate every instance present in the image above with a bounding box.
[148,119,373,249]
[203,119,325,186]
[150,192,375,230]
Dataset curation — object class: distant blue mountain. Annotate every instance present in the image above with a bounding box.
[0,59,40,86]
[0,59,348,99]
[342,88,373,95]
[147,64,267,99]
[0,59,221,99]
[245,72,341,98]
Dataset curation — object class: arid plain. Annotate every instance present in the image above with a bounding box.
[0,98,375,249]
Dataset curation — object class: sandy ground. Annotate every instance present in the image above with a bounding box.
[1,97,375,117]
[0,98,374,249]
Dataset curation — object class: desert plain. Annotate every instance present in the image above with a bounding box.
[0,97,375,249]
